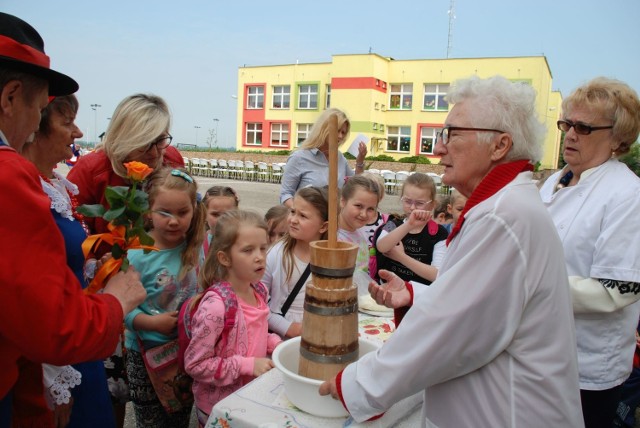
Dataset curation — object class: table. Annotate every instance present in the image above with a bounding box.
[206,315,423,428]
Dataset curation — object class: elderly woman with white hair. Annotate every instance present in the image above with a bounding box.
[319,76,584,427]
[539,77,640,428]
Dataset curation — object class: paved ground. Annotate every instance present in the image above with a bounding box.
[191,174,402,217]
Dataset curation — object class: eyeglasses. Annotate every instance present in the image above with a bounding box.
[144,134,173,153]
[400,197,432,209]
[557,120,613,135]
[437,126,505,145]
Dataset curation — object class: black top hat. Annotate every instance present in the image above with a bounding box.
[0,12,78,96]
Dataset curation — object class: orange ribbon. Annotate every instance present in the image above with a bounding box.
[82,223,157,295]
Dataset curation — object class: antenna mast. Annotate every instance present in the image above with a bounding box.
[447,0,456,58]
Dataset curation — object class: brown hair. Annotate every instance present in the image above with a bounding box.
[38,94,79,136]
[265,204,289,241]
[202,185,240,208]
[276,186,328,282]
[143,167,205,279]
[340,174,382,204]
[400,173,437,201]
[198,210,267,291]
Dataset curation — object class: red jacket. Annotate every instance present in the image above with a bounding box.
[0,148,124,401]
[67,146,184,233]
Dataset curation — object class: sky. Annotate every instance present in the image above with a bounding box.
[3,0,639,149]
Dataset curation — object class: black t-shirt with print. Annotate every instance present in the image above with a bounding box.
[373,215,448,285]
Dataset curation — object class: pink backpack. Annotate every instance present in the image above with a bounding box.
[368,213,390,279]
[177,281,268,377]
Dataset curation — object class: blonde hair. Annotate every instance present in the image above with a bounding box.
[144,167,205,279]
[563,77,640,155]
[102,94,171,177]
[276,187,328,282]
[198,210,267,290]
[299,108,350,150]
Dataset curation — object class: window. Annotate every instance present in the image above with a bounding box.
[423,84,449,111]
[325,85,331,109]
[420,127,438,154]
[245,123,262,145]
[247,86,264,109]
[298,84,318,109]
[373,123,378,130]
[380,124,385,131]
[272,85,290,109]
[297,123,312,146]
[374,102,380,110]
[270,123,289,147]
[390,84,412,110]
[386,126,411,152]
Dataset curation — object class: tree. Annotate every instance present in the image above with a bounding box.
[619,142,640,177]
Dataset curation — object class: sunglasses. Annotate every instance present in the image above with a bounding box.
[557,120,613,135]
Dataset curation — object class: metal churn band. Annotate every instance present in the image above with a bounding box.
[299,346,359,365]
[309,264,355,278]
[303,301,358,316]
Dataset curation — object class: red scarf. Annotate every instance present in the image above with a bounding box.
[446,160,534,246]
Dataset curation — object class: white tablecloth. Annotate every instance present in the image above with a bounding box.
[206,367,422,428]
[205,315,422,428]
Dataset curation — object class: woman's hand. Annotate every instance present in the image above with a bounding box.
[369,270,411,308]
[253,357,275,376]
[356,142,368,162]
[319,377,339,400]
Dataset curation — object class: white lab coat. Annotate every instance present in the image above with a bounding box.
[540,159,640,390]
[340,172,583,427]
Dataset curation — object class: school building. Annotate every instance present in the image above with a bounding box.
[235,53,563,170]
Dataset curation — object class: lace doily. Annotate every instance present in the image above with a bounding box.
[43,364,82,408]
[39,171,80,222]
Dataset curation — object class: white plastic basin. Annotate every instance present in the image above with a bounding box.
[272,336,381,418]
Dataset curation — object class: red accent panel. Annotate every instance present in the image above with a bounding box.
[331,77,387,93]
[416,123,444,157]
[242,83,266,147]
[267,120,292,149]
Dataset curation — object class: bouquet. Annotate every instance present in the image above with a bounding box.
[78,161,157,294]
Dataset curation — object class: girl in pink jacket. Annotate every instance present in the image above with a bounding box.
[184,210,282,426]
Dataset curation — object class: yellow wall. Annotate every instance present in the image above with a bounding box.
[236,54,562,169]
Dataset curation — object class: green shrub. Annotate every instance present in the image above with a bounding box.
[365,154,395,162]
[397,155,431,164]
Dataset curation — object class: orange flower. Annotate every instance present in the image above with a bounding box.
[124,161,153,181]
